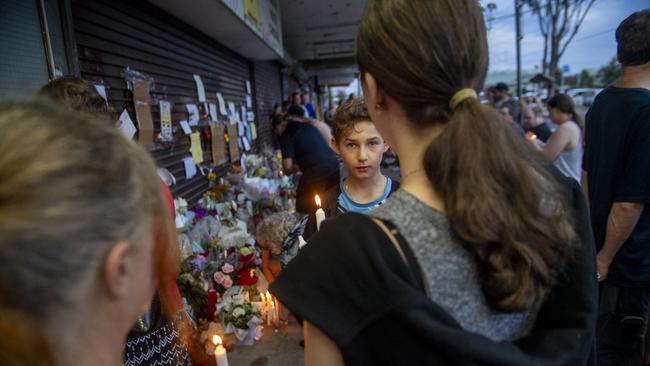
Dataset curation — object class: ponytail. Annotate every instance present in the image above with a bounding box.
[423,98,579,312]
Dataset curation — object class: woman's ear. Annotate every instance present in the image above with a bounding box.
[362,72,386,111]
[103,242,132,299]
[383,143,390,153]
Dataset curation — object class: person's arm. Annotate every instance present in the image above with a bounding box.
[282,158,299,175]
[261,249,275,284]
[531,123,576,161]
[581,170,589,204]
[304,321,345,366]
[597,202,645,281]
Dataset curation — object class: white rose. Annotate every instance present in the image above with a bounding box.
[232,307,246,318]
[232,294,245,306]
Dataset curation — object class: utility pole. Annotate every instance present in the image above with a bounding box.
[515,0,523,124]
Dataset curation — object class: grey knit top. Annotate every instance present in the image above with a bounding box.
[371,190,536,341]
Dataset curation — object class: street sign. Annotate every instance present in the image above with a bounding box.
[563,64,570,73]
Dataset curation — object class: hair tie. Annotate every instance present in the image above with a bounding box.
[449,88,478,110]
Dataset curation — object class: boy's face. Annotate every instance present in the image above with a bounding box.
[334,121,388,181]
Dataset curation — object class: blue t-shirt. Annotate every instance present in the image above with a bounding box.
[338,177,393,214]
[584,86,650,285]
[304,103,316,119]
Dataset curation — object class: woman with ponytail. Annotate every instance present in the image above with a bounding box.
[529,94,585,182]
[271,1,597,365]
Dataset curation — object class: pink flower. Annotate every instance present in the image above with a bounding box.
[222,263,234,274]
[223,276,233,289]
[214,271,226,284]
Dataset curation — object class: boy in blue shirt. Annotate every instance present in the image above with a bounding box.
[321,99,398,217]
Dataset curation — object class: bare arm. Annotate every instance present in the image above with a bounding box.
[533,123,578,161]
[261,249,275,284]
[581,170,589,205]
[282,158,299,174]
[597,202,645,281]
[304,321,345,366]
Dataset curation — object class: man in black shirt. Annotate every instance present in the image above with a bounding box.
[493,82,521,125]
[273,114,340,218]
[582,9,650,366]
[523,102,553,142]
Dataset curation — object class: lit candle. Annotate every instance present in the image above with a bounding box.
[271,300,278,324]
[525,132,537,141]
[212,335,229,366]
[315,195,325,231]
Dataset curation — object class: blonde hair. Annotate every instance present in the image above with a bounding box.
[39,76,109,116]
[0,100,173,323]
[255,212,298,249]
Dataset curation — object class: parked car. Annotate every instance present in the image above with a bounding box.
[566,88,603,107]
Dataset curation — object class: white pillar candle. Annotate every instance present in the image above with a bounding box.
[212,335,229,366]
[315,195,325,231]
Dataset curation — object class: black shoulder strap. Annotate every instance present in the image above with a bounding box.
[371,217,431,298]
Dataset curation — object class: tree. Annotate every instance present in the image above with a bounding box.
[481,1,498,30]
[524,0,597,94]
[596,57,622,86]
[579,69,595,88]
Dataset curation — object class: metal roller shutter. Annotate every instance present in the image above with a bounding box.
[71,0,252,206]
[252,61,282,150]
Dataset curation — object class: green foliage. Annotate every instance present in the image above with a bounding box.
[596,57,622,86]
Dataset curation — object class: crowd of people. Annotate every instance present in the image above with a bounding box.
[0,1,648,366]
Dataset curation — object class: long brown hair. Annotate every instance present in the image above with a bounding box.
[547,93,585,131]
[358,0,578,312]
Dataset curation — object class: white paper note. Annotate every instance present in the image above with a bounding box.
[180,120,192,135]
[193,74,206,102]
[242,137,251,151]
[247,111,255,122]
[209,103,218,122]
[245,81,251,95]
[238,121,245,136]
[217,93,227,115]
[94,84,108,102]
[186,104,200,126]
[240,153,247,174]
[117,109,137,139]
[183,157,197,179]
[159,100,173,141]
[246,95,252,108]
[227,101,236,119]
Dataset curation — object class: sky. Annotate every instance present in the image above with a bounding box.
[487,0,650,73]
[338,0,649,96]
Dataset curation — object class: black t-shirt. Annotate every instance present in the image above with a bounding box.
[584,86,650,285]
[525,122,553,142]
[279,121,339,182]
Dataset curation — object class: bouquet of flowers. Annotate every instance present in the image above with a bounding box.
[221,292,262,330]
[220,288,263,346]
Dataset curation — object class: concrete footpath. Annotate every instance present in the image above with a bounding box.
[228,317,304,366]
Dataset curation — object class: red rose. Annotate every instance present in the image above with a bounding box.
[239,253,255,264]
[235,268,258,286]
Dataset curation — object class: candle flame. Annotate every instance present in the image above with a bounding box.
[315,194,322,208]
[212,335,222,346]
